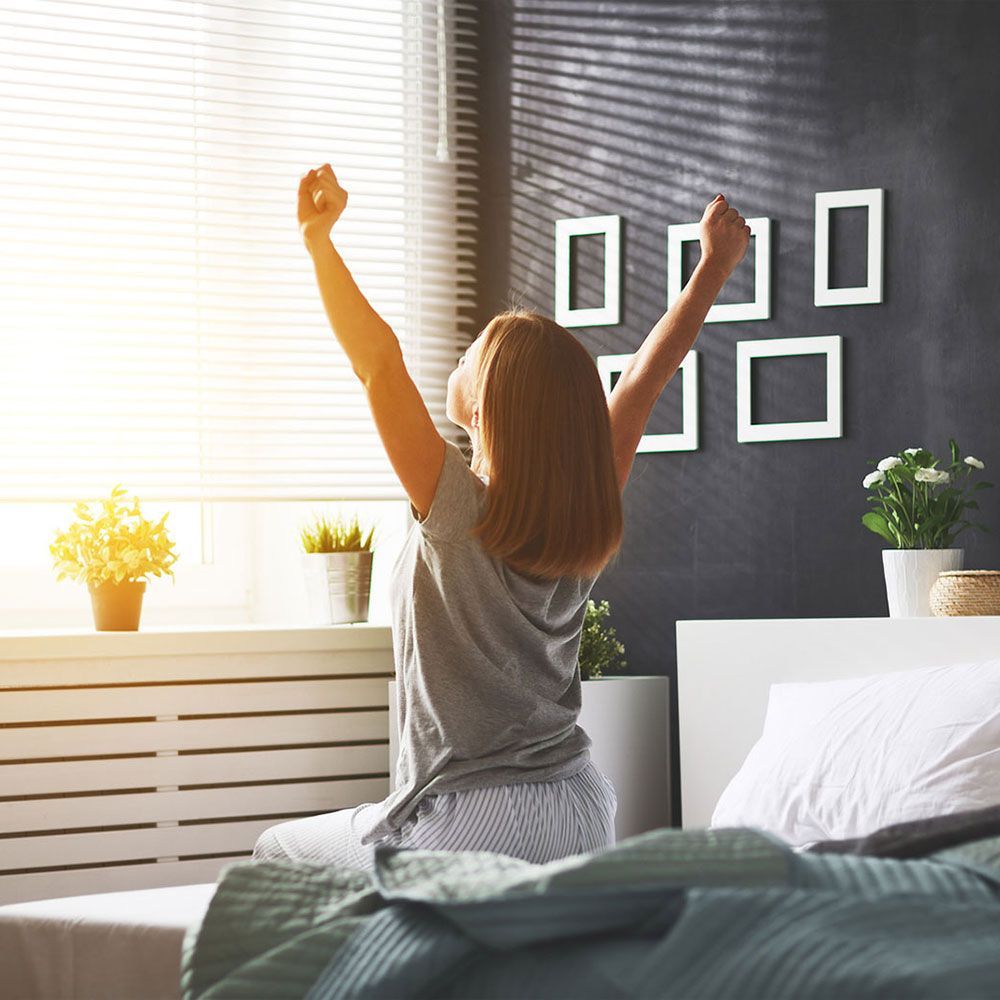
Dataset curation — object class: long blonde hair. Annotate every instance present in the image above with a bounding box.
[469,309,624,581]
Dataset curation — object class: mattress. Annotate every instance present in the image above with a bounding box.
[0,882,217,1000]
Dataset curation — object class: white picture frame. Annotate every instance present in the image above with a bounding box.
[554,214,621,327]
[597,350,699,452]
[666,217,771,323]
[814,188,884,306]
[736,335,842,443]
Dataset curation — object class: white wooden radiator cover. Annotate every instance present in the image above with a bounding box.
[0,624,394,904]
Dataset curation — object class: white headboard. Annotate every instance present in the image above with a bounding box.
[676,616,1000,829]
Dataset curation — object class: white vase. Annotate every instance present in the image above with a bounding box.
[882,548,964,618]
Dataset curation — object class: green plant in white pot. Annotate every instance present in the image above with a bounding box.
[575,598,669,839]
[299,512,376,625]
[861,439,992,617]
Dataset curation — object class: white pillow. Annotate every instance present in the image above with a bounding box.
[710,658,1000,847]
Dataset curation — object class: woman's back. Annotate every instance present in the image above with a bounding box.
[256,175,748,870]
[360,439,600,844]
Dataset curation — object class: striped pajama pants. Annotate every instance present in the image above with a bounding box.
[252,760,618,872]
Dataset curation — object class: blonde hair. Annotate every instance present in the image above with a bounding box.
[469,309,624,581]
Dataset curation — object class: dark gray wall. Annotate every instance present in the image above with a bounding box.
[475,1,1000,821]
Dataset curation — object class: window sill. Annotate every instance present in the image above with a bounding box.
[0,621,394,660]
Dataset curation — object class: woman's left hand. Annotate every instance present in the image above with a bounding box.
[297,163,348,249]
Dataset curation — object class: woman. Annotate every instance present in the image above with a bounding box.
[252,165,750,870]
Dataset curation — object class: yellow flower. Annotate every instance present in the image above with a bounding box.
[50,486,179,587]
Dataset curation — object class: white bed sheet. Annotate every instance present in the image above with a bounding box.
[0,882,217,1000]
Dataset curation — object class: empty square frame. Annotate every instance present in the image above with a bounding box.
[597,351,699,452]
[554,214,621,327]
[667,217,771,322]
[814,188,884,306]
[736,335,842,443]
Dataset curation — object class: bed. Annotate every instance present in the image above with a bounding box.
[675,614,1000,829]
[2,615,999,999]
[0,882,217,1000]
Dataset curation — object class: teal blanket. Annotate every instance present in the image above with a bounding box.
[180,828,1000,999]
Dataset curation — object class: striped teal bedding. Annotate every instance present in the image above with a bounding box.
[180,826,1000,999]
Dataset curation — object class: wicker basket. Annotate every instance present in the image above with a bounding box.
[929,570,1000,617]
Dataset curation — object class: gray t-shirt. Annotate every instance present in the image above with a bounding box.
[359,439,599,844]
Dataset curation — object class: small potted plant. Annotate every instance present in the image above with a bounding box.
[299,512,376,625]
[50,484,178,631]
[576,599,670,840]
[861,440,992,617]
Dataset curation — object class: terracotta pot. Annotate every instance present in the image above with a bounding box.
[87,579,146,631]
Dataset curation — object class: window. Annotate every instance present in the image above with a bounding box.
[0,0,478,624]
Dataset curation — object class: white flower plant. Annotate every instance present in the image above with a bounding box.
[862,440,993,549]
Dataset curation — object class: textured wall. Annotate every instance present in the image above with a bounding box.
[475,1,1000,820]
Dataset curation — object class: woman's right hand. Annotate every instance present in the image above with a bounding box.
[699,194,751,277]
[298,163,349,252]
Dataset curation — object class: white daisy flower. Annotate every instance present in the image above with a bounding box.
[863,470,886,489]
[904,447,922,456]
[915,468,950,484]
[965,456,985,469]
[877,456,903,472]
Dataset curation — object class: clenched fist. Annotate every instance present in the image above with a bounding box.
[298,163,348,249]
[699,194,751,277]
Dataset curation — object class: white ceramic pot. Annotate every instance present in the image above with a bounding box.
[387,674,671,843]
[882,548,964,618]
[301,550,373,624]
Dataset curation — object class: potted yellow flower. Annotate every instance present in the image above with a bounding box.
[50,484,178,631]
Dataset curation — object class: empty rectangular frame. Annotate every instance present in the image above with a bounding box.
[814,188,884,306]
[736,335,842,443]
[554,214,621,327]
[598,351,699,452]
[667,218,771,322]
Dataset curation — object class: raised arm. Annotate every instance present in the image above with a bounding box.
[607,195,751,492]
[298,164,448,519]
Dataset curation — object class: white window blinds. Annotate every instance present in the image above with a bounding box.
[0,0,478,503]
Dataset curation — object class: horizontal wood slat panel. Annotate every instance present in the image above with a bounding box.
[0,744,388,797]
[0,647,394,688]
[1,818,272,871]
[0,776,390,835]
[0,676,389,724]
[0,625,393,663]
[0,632,396,899]
[0,783,388,870]
[0,858,228,906]
[0,710,390,759]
